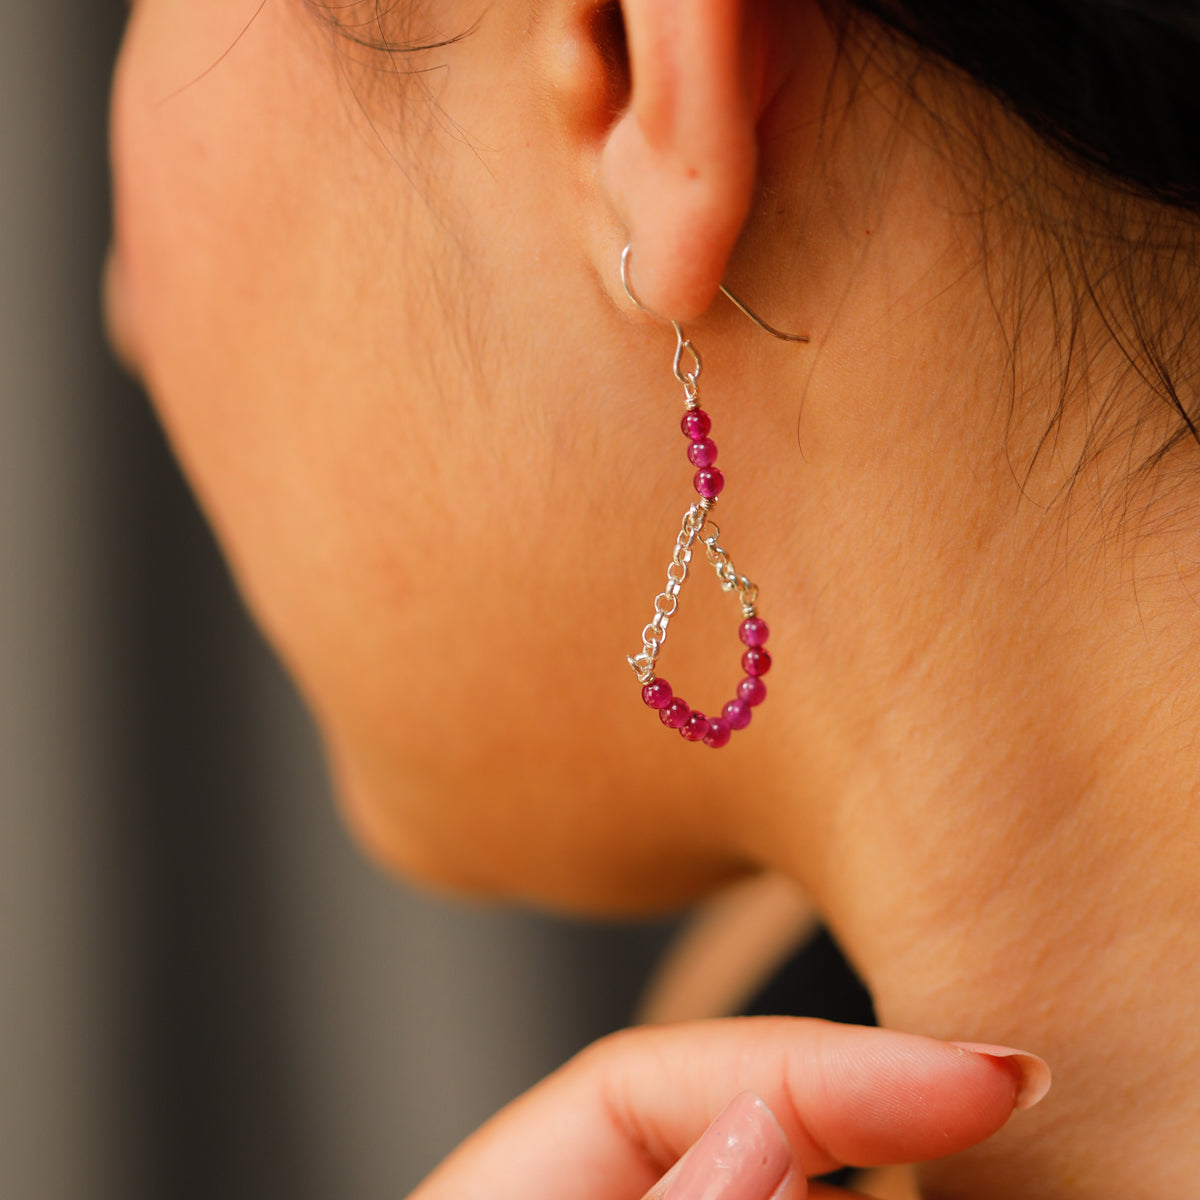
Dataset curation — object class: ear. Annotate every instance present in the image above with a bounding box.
[599,0,769,321]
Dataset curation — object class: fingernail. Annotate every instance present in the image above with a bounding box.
[661,1091,792,1200]
[951,1042,1053,1110]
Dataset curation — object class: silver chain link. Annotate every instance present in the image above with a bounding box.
[627,504,705,685]
[699,519,759,616]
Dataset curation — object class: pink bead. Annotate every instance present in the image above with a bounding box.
[704,717,732,748]
[660,698,691,729]
[742,648,772,676]
[739,618,770,647]
[681,711,709,741]
[681,409,712,440]
[738,676,767,707]
[722,699,752,730]
[642,679,673,709]
[693,467,725,499]
[687,438,718,468]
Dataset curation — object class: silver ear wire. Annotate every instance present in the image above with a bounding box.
[718,284,809,343]
[619,243,809,344]
[621,245,701,392]
[619,243,649,313]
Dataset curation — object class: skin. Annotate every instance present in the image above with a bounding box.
[407,1021,1044,1200]
[108,0,1200,1195]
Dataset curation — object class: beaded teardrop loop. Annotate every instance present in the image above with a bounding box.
[622,248,775,748]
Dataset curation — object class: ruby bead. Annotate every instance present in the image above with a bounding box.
[738,676,767,707]
[642,679,673,709]
[742,648,772,676]
[722,699,752,730]
[681,711,709,741]
[687,438,718,468]
[739,618,770,647]
[660,698,691,729]
[681,409,712,440]
[693,467,725,498]
[703,717,732,749]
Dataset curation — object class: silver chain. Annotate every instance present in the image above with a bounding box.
[627,504,705,685]
[627,505,758,685]
[699,519,759,616]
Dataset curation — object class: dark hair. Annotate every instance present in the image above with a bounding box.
[844,2,1200,212]
[833,1,1200,473]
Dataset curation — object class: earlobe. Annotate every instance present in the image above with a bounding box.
[597,0,765,321]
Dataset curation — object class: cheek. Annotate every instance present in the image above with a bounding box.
[109,0,333,590]
[108,0,748,910]
[110,0,439,672]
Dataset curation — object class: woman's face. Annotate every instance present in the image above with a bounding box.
[108,0,793,910]
[111,0,1042,918]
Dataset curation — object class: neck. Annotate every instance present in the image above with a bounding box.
[864,789,1200,1196]
[717,60,1200,1188]
[728,358,1200,1192]
[759,578,1200,1195]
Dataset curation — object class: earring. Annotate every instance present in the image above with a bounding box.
[621,245,806,748]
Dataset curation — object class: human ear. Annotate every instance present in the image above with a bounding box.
[597,0,770,321]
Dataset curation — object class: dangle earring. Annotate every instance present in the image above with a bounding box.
[621,245,807,748]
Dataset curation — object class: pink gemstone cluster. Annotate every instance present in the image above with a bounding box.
[641,618,771,749]
[682,408,725,499]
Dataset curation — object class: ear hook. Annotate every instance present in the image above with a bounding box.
[620,245,701,390]
[619,243,809,344]
[718,284,809,343]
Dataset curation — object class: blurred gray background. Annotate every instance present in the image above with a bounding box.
[0,3,672,1196]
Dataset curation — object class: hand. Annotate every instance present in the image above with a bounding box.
[410,1017,1050,1200]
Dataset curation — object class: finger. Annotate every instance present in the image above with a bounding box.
[412,1017,1049,1200]
[593,1019,1046,1178]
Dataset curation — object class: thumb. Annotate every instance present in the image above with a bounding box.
[641,1091,799,1200]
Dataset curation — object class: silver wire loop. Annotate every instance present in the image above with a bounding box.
[673,334,701,396]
